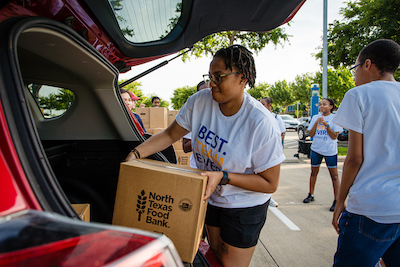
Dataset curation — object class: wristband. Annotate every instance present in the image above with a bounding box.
[219,171,230,185]
[325,124,330,129]
[131,148,141,159]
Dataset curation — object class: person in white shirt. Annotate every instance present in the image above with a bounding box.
[260,97,286,207]
[303,98,343,212]
[260,97,286,144]
[126,45,284,267]
[332,39,400,267]
[182,81,209,169]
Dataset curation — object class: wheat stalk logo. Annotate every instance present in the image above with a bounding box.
[136,190,147,221]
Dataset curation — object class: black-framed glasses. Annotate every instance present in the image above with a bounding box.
[349,61,365,76]
[203,72,241,85]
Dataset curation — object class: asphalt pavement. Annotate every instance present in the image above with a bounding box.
[249,130,346,267]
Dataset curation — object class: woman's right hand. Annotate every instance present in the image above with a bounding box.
[200,171,224,200]
[125,151,137,161]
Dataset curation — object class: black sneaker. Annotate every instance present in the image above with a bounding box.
[303,193,314,203]
[330,200,337,212]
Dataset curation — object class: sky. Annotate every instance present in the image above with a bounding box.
[119,0,347,105]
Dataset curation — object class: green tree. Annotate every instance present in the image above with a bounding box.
[246,82,271,100]
[120,80,145,107]
[38,89,75,116]
[170,86,197,110]
[182,28,290,61]
[291,73,313,106]
[315,0,400,68]
[142,95,170,108]
[268,80,294,111]
[313,67,355,105]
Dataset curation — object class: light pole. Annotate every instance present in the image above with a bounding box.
[322,0,328,98]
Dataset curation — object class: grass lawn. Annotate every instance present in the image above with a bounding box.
[338,147,348,156]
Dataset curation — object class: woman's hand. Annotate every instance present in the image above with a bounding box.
[316,117,327,126]
[332,200,346,234]
[201,171,224,200]
[125,151,137,161]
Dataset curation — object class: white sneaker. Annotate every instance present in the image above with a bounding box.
[269,198,278,207]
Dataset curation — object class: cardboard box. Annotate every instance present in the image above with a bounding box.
[175,150,192,167]
[138,107,168,129]
[137,107,150,128]
[150,107,168,128]
[113,159,207,263]
[168,110,179,125]
[172,137,184,151]
[72,204,90,222]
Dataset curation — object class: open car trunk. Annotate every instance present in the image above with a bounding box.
[0,17,175,224]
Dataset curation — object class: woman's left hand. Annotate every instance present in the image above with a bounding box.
[316,117,326,126]
[200,171,224,200]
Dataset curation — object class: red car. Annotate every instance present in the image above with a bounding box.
[0,0,305,266]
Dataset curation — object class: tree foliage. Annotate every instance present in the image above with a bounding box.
[313,67,355,105]
[38,89,74,111]
[291,73,314,107]
[269,80,294,108]
[246,82,270,100]
[315,0,400,68]
[170,86,197,110]
[182,28,290,61]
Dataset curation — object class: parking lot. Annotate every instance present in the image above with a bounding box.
[250,130,345,267]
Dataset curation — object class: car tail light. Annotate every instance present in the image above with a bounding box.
[0,210,183,267]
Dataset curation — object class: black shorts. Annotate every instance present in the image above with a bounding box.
[205,199,270,248]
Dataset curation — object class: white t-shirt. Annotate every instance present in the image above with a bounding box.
[175,89,285,208]
[275,114,286,134]
[307,113,343,156]
[183,132,197,168]
[333,81,400,223]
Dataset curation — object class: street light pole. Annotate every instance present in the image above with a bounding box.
[322,0,328,98]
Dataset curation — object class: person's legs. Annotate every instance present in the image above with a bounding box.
[217,201,268,267]
[206,225,257,267]
[328,167,340,198]
[309,150,323,195]
[309,166,320,195]
[325,154,340,200]
[334,211,400,267]
[205,204,222,254]
[218,241,256,267]
[206,225,221,253]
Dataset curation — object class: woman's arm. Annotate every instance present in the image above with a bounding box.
[125,120,189,161]
[326,127,339,140]
[201,164,281,200]
[308,118,318,137]
[332,130,363,233]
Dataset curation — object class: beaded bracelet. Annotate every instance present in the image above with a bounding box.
[131,148,141,159]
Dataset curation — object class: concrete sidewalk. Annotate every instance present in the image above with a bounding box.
[250,131,345,267]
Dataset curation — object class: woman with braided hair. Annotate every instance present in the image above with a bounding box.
[126,45,284,266]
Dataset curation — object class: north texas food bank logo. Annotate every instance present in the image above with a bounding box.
[136,190,193,228]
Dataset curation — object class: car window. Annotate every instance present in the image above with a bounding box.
[28,84,75,119]
[109,0,182,43]
[280,115,295,120]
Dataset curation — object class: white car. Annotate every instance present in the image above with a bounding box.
[279,114,300,130]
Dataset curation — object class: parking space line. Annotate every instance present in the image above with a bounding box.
[269,207,301,231]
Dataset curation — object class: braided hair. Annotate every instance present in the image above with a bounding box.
[214,45,256,88]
